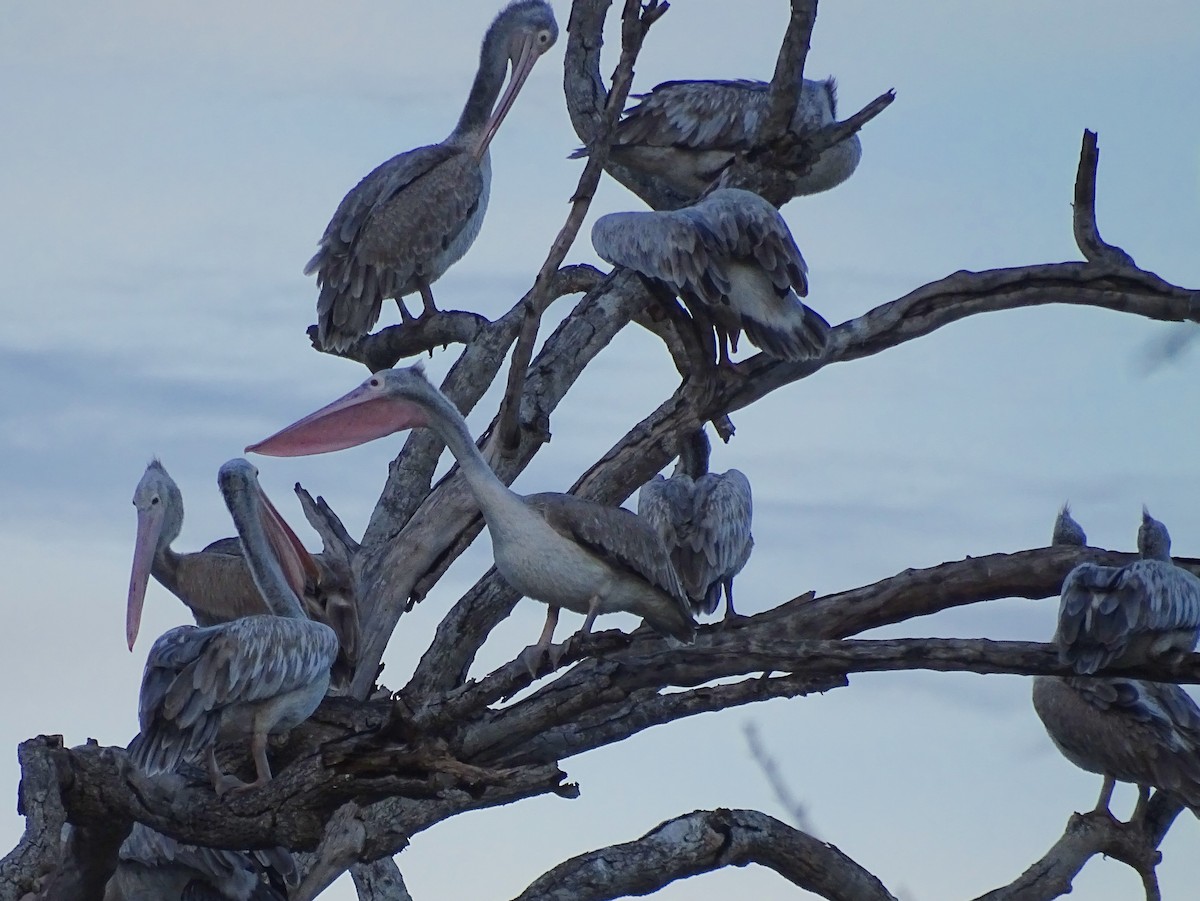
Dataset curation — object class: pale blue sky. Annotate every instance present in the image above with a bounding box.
[2,2,1198,898]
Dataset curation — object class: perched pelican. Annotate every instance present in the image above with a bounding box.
[309,0,559,351]
[129,460,339,795]
[105,824,293,901]
[1032,675,1200,819]
[592,188,830,367]
[637,429,753,619]
[126,461,359,690]
[1051,501,1087,548]
[247,366,695,672]
[1055,507,1200,674]
[571,77,861,202]
[1036,502,1200,820]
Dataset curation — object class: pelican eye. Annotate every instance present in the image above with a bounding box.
[537,30,551,44]
[369,377,381,388]
[151,496,160,506]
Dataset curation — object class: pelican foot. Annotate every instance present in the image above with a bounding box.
[721,610,746,627]
[519,641,570,678]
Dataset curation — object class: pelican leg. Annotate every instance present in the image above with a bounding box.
[394,296,415,323]
[722,579,744,623]
[1130,785,1152,824]
[207,746,251,797]
[418,280,440,318]
[520,606,561,677]
[227,728,275,796]
[1092,775,1116,814]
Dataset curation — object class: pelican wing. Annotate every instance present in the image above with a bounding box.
[592,190,807,303]
[527,493,692,625]
[569,78,837,156]
[121,823,290,901]
[636,474,694,558]
[689,469,754,614]
[1057,560,1200,673]
[309,144,484,347]
[130,617,338,774]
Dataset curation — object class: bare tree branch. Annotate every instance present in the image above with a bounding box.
[758,0,818,143]
[973,793,1184,901]
[512,808,897,901]
[1073,129,1136,267]
[497,0,667,452]
[743,722,815,832]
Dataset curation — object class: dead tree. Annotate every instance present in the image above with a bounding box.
[4,2,1199,900]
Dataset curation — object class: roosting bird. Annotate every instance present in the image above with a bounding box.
[637,429,753,619]
[105,823,294,901]
[1055,507,1200,674]
[592,188,830,367]
[1051,501,1087,548]
[1035,503,1200,820]
[308,0,559,351]
[247,365,695,673]
[571,77,861,202]
[126,460,359,690]
[129,460,339,795]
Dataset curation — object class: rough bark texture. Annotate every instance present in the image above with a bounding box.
[6,3,1200,900]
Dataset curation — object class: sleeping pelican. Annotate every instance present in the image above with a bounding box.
[128,460,339,795]
[1055,507,1200,674]
[592,188,830,367]
[126,460,359,690]
[247,365,694,673]
[309,0,558,351]
[571,77,861,202]
[637,429,753,619]
[1035,504,1200,820]
[1051,502,1087,548]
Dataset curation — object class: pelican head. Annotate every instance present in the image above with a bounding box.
[476,0,558,157]
[217,459,318,608]
[247,366,439,458]
[1138,506,1172,561]
[126,460,183,651]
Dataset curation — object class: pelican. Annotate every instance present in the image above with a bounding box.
[309,0,558,351]
[1032,675,1200,820]
[246,366,695,672]
[1055,507,1200,674]
[128,460,339,795]
[105,824,293,901]
[571,77,861,202]
[126,460,359,690]
[637,429,753,619]
[1051,501,1087,547]
[591,188,830,367]
[1035,502,1200,820]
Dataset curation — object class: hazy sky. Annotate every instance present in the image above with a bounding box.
[2,1,1198,898]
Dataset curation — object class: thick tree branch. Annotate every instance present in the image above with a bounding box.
[512,808,896,901]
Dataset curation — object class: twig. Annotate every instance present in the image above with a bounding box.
[743,721,814,832]
[1073,129,1136,267]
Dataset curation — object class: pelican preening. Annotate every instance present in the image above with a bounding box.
[126,460,360,689]
[1035,505,1200,820]
[309,0,558,351]
[571,77,861,202]
[592,188,830,367]
[129,460,339,795]
[1055,507,1200,674]
[247,365,695,672]
[105,823,294,901]
[637,429,753,618]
